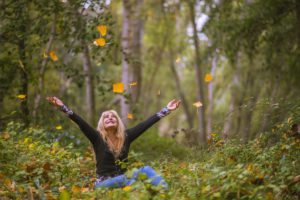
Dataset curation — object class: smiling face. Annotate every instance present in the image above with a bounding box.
[103,112,118,131]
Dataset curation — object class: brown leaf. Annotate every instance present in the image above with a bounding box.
[43,162,51,170]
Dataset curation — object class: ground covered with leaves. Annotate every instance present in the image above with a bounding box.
[1,118,300,200]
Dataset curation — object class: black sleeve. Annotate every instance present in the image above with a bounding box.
[126,114,161,143]
[68,112,99,144]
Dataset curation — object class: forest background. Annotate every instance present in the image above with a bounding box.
[1,0,300,199]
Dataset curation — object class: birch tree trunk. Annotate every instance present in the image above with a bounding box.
[189,1,206,143]
[33,13,57,122]
[81,39,96,127]
[121,0,132,121]
[207,53,217,134]
[130,0,144,105]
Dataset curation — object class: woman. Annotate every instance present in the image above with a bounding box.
[46,97,181,190]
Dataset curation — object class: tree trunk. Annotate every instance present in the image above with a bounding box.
[81,39,96,127]
[223,94,234,134]
[130,0,144,105]
[33,13,57,122]
[169,50,194,132]
[121,0,132,122]
[189,1,206,143]
[207,53,217,134]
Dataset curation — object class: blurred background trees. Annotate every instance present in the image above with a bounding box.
[1,0,299,148]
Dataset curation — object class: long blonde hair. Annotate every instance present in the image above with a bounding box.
[97,110,125,159]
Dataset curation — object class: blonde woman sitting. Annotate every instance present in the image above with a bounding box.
[46,97,181,190]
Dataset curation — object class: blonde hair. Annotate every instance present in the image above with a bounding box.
[97,110,125,159]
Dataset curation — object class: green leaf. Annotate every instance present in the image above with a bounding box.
[138,173,147,180]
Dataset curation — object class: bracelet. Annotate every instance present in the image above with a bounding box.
[156,107,170,118]
[60,105,73,116]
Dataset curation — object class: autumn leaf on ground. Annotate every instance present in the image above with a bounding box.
[97,25,107,36]
[72,185,80,195]
[19,60,27,73]
[50,50,58,61]
[176,56,180,63]
[17,95,26,99]
[113,83,124,93]
[204,74,213,82]
[123,186,132,191]
[127,113,133,119]
[95,38,106,46]
[164,169,170,175]
[193,102,202,107]
[81,187,89,193]
[129,82,137,88]
[56,126,62,130]
[43,53,48,58]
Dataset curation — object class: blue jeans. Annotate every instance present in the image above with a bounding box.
[94,166,168,190]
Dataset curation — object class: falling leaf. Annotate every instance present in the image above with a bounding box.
[95,38,106,46]
[256,150,262,153]
[129,82,137,88]
[160,194,165,197]
[193,102,203,107]
[147,11,152,16]
[19,60,27,73]
[204,74,213,82]
[127,113,133,119]
[97,25,107,36]
[176,56,180,63]
[113,83,124,93]
[72,185,80,195]
[50,50,58,61]
[56,126,62,130]
[282,143,285,149]
[43,53,48,58]
[158,90,160,95]
[123,186,132,191]
[17,95,26,99]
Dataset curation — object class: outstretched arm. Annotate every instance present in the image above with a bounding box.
[127,99,181,143]
[46,97,99,143]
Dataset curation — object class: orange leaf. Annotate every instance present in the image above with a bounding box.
[81,187,89,193]
[113,83,124,93]
[19,60,27,73]
[129,82,137,88]
[95,38,105,46]
[43,162,51,170]
[72,185,80,195]
[50,50,58,61]
[97,25,107,36]
[18,95,26,99]
[164,169,170,175]
[258,174,265,179]
[176,56,180,63]
[127,113,133,119]
[207,138,212,144]
[158,90,160,95]
[193,102,202,107]
[204,74,213,82]
[180,163,188,168]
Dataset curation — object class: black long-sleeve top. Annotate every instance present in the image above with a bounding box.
[66,110,168,177]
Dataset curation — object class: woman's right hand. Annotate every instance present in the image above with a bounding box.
[46,97,64,108]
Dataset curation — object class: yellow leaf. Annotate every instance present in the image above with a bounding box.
[19,188,24,193]
[210,133,216,137]
[282,143,285,149]
[97,25,107,36]
[204,74,213,82]
[283,134,287,140]
[4,179,11,187]
[58,29,62,34]
[176,56,180,63]
[127,113,133,119]
[160,194,165,197]
[193,102,203,107]
[36,125,39,128]
[18,95,26,99]
[247,165,251,171]
[81,187,89,193]
[266,192,273,199]
[218,154,224,157]
[50,50,58,61]
[86,151,91,156]
[164,169,170,175]
[158,90,160,95]
[51,150,55,155]
[44,53,48,58]
[24,138,29,143]
[56,126,62,130]
[129,82,137,88]
[256,150,262,153]
[29,144,34,150]
[147,11,152,16]
[95,38,105,46]
[128,155,131,158]
[72,185,80,195]
[272,129,274,133]
[113,83,124,93]
[19,140,21,144]
[71,120,75,123]
[123,186,132,191]
[259,174,265,179]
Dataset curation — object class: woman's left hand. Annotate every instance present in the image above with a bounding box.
[167,99,182,111]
